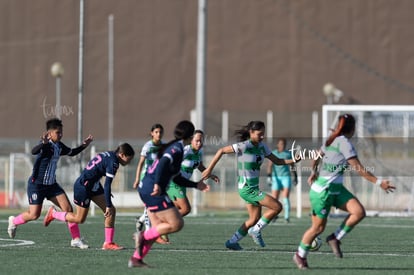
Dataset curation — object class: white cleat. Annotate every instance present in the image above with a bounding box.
[8,216,17,239]
[71,238,89,249]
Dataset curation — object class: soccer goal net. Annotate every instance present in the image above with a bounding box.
[322,105,414,216]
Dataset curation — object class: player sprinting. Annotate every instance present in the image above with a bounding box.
[132,123,168,243]
[267,138,297,223]
[43,143,135,250]
[202,121,297,250]
[129,120,209,268]
[166,130,219,217]
[293,114,396,269]
[7,118,93,249]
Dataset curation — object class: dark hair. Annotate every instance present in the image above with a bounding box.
[234,121,265,142]
[151,123,164,133]
[194,129,204,136]
[46,118,63,130]
[277,138,287,146]
[115,143,135,157]
[325,114,356,146]
[173,120,195,140]
[157,120,195,158]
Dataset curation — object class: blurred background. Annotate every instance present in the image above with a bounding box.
[1,0,413,215]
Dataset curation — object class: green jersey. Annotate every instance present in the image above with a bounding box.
[180,145,203,179]
[140,140,162,180]
[312,135,357,194]
[232,140,272,189]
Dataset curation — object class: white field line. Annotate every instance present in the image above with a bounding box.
[0,238,35,247]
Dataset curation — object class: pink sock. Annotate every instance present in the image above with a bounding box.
[143,227,160,241]
[133,250,141,259]
[67,223,81,239]
[52,211,67,222]
[105,227,114,243]
[133,242,153,260]
[13,214,27,226]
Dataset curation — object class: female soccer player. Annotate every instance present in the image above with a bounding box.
[293,114,396,269]
[167,130,219,216]
[202,121,297,250]
[129,120,209,268]
[43,143,135,250]
[7,118,93,249]
[133,124,164,233]
[267,138,297,223]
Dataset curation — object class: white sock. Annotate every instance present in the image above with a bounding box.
[252,217,269,232]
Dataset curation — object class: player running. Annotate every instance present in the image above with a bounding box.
[293,114,396,269]
[129,120,209,268]
[167,130,219,217]
[132,124,165,242]
[202,121,297,250]
[43,143,135,250]
[7,118,93,249]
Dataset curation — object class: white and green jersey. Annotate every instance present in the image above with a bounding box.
[312,135,357,194]
[180,145,203,179]
[232,140,272,189]
[140,140,163,180]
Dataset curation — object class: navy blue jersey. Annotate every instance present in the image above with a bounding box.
[78,151,119,207]
[30,141,85,185]
[140,140,198,196]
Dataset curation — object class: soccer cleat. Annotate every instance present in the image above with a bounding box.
[326,233,343,258]
[225,240,243,251]
[128,256,149,268]
[248,228,266,247]
[71,238,89,249]
[43,206,56,227]
[7,216,17,239]
[102,242,124,250]
[293,252,309,269]
[155,234,170,244]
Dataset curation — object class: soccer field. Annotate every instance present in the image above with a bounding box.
[1,210,413,275]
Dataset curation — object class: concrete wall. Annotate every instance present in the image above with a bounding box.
[1,0,414,142]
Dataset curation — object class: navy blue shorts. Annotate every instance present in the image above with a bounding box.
[73,179,104,208]
[138,190,175,212]
[27,180,66,205]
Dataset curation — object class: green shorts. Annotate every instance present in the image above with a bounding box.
[309,185,355,219]
[239,186,266,206]
[166,181,187,201]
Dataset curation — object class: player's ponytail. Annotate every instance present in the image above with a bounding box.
[325,114,355,146]
[234,121,265,142]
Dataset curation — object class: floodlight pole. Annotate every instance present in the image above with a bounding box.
[77,0,85,171]
[195,0,207,131]
[108,14,114,150]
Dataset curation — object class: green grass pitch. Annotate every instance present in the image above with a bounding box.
[1,210,413,275]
